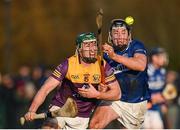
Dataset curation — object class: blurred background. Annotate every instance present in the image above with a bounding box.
[0,0,180,129]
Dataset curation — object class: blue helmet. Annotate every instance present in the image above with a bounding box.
[108,19,132,51]
[109,19,131,34]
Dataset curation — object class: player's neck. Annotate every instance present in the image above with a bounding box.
[80,59,92,67]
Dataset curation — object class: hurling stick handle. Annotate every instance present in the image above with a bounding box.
[34,113,46,119]
[20,113,46,126]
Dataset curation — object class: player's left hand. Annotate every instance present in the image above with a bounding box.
[24,111,36,121]
[102,43,115,59]
[151,93,165,104]
[78,84,100,98]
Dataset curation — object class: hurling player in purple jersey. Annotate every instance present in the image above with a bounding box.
[24,32,121,129]
[89,18,150,129]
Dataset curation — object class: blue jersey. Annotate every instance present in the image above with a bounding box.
[104,40,150,103]
[147,63,166,110]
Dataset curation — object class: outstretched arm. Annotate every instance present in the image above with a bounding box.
[25,77,60,121]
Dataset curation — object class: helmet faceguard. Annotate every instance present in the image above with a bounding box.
[76,32,98,63]
[108,19,132,51]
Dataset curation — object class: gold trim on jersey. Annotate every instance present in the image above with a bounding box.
[105,74,115,83]
[52,69,62,78]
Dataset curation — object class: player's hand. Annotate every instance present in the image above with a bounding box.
[78,84,100,99]
[98,83,108,92]
[24,111,36,121]
[151,93,165,104]
[102,43,115,59]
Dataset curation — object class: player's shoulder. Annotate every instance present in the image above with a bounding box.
[68,54,76,60]
[53,57,69,74]
[131,39,145,48]
[55,57,70,69]
[130,39,147,54]
[67,55,78,63]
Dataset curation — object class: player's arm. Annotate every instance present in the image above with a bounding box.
[28,77,61,113]
[96,62,121,100]
[96,80,121,100]
[25,60,68,121]
[103,43,147,71]
[151,92,166,104]
[25,77,61,121]
[111,53,147,71]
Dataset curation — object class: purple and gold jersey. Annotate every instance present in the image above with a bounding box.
[50,55,115,117]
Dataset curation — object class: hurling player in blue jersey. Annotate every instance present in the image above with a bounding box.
[143,48,169,129]
[89,18,150,129]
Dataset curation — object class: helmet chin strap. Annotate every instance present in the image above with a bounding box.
[112,35,132,52]
[78,49,97,64]
[113,44,128,52]
[108,31,132,52]
[82,57,97,63]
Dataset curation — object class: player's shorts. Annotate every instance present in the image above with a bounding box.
[100,100,147,129]
[49,105,89,129]
[142,110,164,129]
